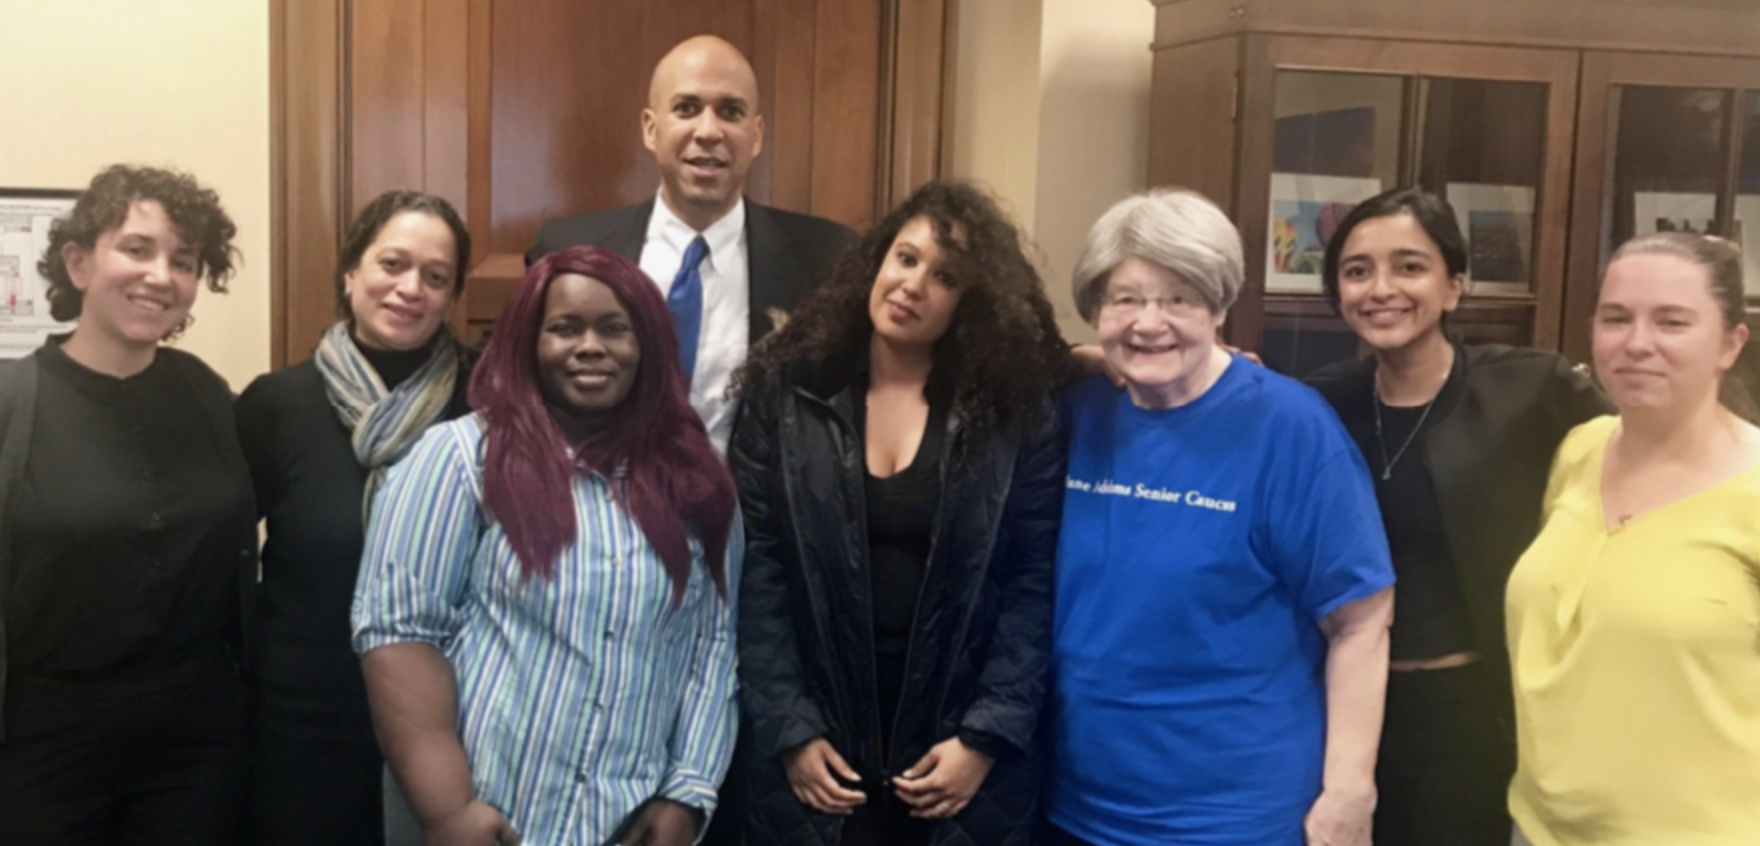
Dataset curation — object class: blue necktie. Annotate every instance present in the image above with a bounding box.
[667,235,709,387]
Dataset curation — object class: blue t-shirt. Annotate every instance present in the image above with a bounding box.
[1047,360,1394,846]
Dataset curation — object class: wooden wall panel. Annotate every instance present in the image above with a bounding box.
[350,0,429,213]
[276,0,943,362]
[485,0,761,256]
[758,0,820,212]
[422,0,471,212]
[810,0,884,227]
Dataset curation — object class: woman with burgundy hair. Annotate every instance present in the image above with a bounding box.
[352,245,740,846]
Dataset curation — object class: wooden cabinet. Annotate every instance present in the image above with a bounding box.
[1148,0,1760,376]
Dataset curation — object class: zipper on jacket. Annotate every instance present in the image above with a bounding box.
[795,387,889,786]
[886,411,962,770]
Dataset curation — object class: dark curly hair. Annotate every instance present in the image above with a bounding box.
[734,180,1067,433]
[335,190,472,316]
[36,164,240,334]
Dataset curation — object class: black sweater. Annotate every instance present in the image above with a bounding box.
[235,350,471,693]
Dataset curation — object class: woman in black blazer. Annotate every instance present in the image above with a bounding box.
[235,191,476,846]
[1303,187,1613,846]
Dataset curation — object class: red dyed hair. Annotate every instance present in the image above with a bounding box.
[469,246,736,603]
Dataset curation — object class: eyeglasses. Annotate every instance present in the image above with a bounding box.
[1099,292,1207,318]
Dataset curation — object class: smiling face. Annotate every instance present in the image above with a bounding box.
[1334,212,1464,354]
[62,199,201,348]
[536,273,642,430]
[1593,252,1746,414]
[1095,256,1225,408]
[868,215,965,352]
[345,211,460,351]
[642,38,764,231]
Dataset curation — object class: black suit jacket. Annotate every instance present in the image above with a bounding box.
[527,199,857,342]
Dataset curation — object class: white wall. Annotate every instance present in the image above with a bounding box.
[950,0,1156,341]
[0,0,272,390]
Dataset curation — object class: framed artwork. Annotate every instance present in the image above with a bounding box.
[1447,183,1537,296]
[0,188,80,359]
[1633,191,1717,238]
[1267,173,1382,293]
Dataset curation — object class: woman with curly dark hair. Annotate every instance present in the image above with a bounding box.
[0,164,255,844]
[728,180,1068,846]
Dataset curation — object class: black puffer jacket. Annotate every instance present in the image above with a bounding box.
[727,362,1064,846]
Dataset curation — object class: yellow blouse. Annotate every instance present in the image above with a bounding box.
[1507,415,1760,846]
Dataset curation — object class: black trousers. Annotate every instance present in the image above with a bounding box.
[0,667,246,846]
[246,679,385,846]
[1042,820,1097,846]
[1374,662,1514,846]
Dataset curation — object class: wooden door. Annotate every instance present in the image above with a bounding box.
[271,0,953,365]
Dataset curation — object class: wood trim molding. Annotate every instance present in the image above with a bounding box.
[879,0,957,211]
[269,0,349,367]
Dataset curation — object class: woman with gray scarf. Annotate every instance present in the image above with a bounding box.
[236,191,477,846]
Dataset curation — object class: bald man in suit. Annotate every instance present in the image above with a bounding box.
[529,35,856,454]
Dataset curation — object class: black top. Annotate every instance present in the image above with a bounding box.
[235,336,472,692]
[860,385,949,740]
[7,340,254,688]
[1368,388,1477,661]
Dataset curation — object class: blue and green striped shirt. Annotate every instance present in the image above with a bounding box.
[352,415,739,846]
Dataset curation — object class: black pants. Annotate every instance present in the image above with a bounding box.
[246,679,385,846]
[0,668,246,846]
[841,792,930,846]
[1042,820,1098,846]
[1374,662,1514,846]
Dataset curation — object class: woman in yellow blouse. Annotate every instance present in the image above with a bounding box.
[1507,231,1760,846]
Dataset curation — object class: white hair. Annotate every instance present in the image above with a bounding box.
[1071,188,1244,322]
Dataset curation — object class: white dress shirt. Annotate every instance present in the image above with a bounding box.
[640,196,750,454]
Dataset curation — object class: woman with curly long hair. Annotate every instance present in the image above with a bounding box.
[352,246,739,846]
[728,180,1069,846]
[0,164,254,843]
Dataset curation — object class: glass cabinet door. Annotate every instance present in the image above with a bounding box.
[1564,52,1760,365]
[1257,57,1558,376]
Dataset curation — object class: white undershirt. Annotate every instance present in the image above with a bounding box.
[639,195,750,454]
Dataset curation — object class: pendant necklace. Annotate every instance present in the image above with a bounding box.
[1372,360,1452,482]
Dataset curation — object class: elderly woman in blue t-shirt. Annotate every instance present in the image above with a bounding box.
[1044,189,1395,846]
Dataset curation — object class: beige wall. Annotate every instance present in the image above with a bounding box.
[0,0,272,390]
[950,0,1156,342]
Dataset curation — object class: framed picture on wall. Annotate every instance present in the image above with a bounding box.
[0,188,79,360]
[1446,183,1536,296]
[1267,173,1382,293]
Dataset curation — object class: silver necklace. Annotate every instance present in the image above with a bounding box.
[1372,362,1451,482]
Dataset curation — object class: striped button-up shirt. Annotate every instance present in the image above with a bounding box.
[352,416,739,846]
